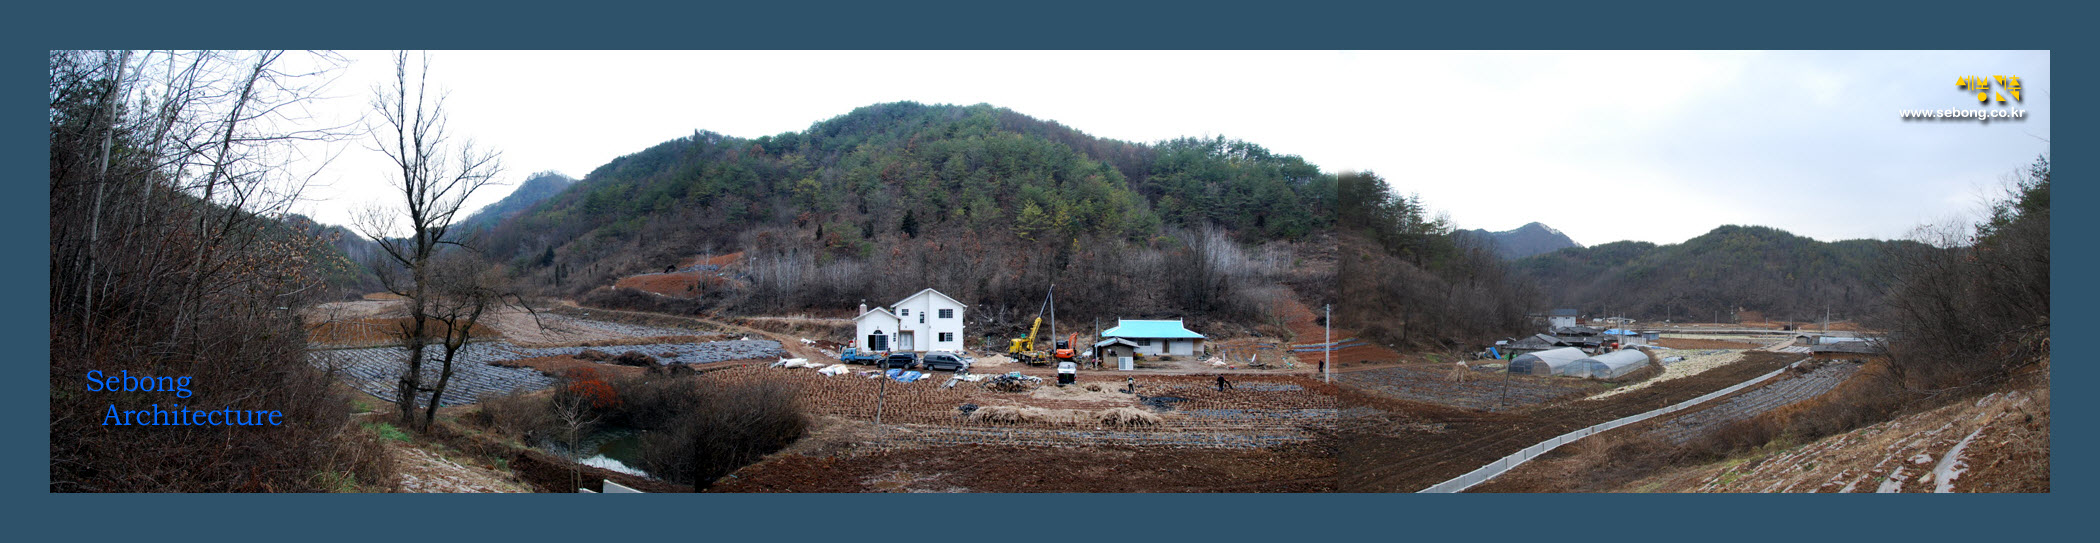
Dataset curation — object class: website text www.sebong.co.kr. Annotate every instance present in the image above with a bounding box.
[1899,107,2027,122]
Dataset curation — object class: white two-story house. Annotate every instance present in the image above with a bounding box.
[853,288,966,353]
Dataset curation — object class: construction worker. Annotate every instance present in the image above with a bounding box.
[1216,375,1232,391]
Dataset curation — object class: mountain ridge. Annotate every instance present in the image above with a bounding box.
[1461,221,1581,259]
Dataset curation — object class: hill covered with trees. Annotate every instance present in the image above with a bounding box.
[1510,225,1918,323]
[471,102,1338,335]
[1335,172,1536,349]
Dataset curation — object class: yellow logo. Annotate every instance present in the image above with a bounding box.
[1958,75,2022,103]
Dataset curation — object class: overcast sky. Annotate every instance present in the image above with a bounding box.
[291,50,2049,245]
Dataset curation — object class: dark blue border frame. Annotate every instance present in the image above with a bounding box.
[8,1,2078,540]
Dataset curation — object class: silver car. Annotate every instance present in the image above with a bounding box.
[920,351,972,372]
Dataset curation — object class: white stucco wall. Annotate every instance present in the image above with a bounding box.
[890,289,965,352]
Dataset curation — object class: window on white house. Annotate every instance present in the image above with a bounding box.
[899,308,908,316]
[939,332,953,342]
[939,309,953,318]
[1136,338,1150,346]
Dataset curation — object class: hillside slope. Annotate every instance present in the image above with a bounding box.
[1632,366,2048,493]
[1511,225,1917,322]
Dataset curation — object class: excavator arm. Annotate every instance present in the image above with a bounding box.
[1010,316,1043,353]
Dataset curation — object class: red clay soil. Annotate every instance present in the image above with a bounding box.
[614,272,703,297]
[675,251,744,269]
[711,441,1337,493]
[1339,351,1804,492]
[1276,296,1402,365]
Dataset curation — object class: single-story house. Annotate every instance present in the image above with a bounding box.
[1093,338,1140,361]
[1548,308,1581,329]
[1100,319,1206,357]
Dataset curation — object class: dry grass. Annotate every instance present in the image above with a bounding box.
[1096,407,1165,427]
[969,406,1075,425]
[306,317,499,346]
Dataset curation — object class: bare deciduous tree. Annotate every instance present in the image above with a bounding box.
[354,51,505,431]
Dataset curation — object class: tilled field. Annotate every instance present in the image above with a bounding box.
[1336,365,1602,411]
[1339,351,1805,492]
[1647,360,1863,444]
[712,441,1338,493]
[702,368,1344,492]
[695,367,1336,449]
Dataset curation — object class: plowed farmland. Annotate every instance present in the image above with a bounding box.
[1338,351,1803,492]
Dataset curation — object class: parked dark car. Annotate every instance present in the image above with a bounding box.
[920,351,971,372]
[880,352,921,370]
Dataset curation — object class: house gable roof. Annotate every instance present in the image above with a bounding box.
[855,307,899,323]
[892,288,964,309]
[1102,319,1205,339]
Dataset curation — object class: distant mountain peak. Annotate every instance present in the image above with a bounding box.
[1463,222,1581,260]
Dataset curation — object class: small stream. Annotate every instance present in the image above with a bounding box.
[554,429,652,479]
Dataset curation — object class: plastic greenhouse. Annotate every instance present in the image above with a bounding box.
[1508,347,1588,376]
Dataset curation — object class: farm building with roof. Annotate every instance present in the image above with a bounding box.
[1101,319,1207,357]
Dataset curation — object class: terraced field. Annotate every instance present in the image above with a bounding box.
[1648,360,1863,444]
[312,344,558,407]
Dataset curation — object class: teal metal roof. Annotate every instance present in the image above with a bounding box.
[1102,319,1204,339]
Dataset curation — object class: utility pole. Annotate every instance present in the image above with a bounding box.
[1324,304,1332,383]
[874,374,887,440]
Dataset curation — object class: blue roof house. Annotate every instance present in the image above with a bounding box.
[1101,319,1207,357]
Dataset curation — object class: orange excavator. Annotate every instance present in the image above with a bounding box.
[1053,332,1079,362]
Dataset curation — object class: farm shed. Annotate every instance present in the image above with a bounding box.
[1093,337,1139,360]
[1548,308,1580,329]
[1508,347,1588,376]
[1570,349,1650,379]
[1101,319,1206,356]
[1506,334,1561,354]
[1602,328,1645,346]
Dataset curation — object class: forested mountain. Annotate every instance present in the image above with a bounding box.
[1510,225,1917,323]
[1458,222,1581,259]
[472,102,1337,333]
[1336,173,1535,349]
[455,171,576,235]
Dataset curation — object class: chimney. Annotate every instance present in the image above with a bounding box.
[859,301,867,316]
